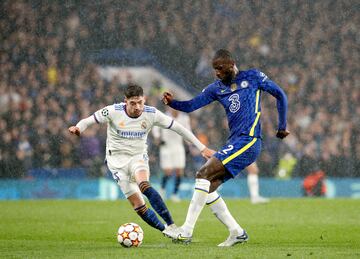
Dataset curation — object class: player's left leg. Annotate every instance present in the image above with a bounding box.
[160,168,172,199]
[135,169,174,227]
[170,168,183,202]
[247,162,269,204]
[206,191,248,246]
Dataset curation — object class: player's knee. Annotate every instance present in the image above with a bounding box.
[209,179,222,193]
[195,166,211,180]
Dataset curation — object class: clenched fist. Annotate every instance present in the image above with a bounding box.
[162,92,174,105]
[68,126,80,136]
[276,129,290,139]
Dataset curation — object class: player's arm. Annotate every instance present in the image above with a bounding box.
[68,115,96,136]
[68,106,111,136]
[154,109,215,159]
[162,86,216,113]
[258,71,289,139]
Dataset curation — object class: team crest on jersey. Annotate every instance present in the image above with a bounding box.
[241,81,249,88]
[118,121,125,128]
[141,121,147,129]
[101,108,109,117]
[230,83,237,91]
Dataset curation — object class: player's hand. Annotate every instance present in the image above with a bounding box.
[201,147,216,160]
[276,129,290,139]
[162,92,173,105]
[68,126,80,136]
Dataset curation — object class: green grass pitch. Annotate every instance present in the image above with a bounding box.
[1,199,359,258]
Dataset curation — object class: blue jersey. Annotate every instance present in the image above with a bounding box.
[169,69,287,141]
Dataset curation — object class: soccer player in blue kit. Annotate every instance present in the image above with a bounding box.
[162,49,289,246]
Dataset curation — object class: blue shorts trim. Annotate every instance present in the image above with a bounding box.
[214,136,261,181]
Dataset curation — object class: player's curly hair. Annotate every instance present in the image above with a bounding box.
[124,83,144,98]
[213,49,234,61]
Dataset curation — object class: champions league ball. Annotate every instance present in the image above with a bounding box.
[117,222,144,248]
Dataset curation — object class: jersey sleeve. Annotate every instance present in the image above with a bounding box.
[169,83,217,113]
[93,105,113,124]
[153,109,174,129]
[256,70,288,130]
[153,109,205,151]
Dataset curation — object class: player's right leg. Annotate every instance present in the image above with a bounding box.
[135,169,175,227]
[106,153,172,233]
[127,192,165,231]
[163,157,226,243]
[247,162,269,204]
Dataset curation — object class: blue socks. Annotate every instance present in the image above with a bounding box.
[161,175,169,189]
[139,181,174,226]
[174,176,182,194]
[135,204,165,231]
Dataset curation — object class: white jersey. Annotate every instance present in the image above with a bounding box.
[75,102,205,198]
[93,103,174,156]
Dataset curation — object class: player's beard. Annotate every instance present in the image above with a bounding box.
[221,72,234,85]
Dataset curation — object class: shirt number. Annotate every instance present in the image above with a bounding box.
[112,172,120,183]
[228,94,240,113]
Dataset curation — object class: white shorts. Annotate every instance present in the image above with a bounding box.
[106,153,150,198]
[160,145,185,169]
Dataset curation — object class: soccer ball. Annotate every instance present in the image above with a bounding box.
[117,222,144,248]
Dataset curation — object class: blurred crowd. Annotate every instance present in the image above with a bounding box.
[0,0,359,178]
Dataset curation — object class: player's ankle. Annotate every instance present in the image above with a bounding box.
[181,225,193,237]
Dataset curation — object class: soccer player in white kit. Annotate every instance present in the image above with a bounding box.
[69,84,213,234]
[153,108,191,202]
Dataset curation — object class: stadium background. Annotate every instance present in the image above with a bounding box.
[0,1,359,199]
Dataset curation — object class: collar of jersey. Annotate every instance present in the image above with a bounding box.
[124,105,142,119]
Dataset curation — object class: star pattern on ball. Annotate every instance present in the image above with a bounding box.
[121,232,129,239]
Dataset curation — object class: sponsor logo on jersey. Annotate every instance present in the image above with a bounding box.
[241,81,249,88]
[116,130,146,139]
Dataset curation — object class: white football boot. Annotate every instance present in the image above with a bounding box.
[218,230,249,247]
[170,194,181,202]
[163,226,192,244]
[251,196,270,204]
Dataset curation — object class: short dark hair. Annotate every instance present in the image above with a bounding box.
[124,84,144,98]
[213,49,234,62]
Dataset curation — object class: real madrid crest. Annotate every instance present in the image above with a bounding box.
[230,83,237,91]
[141,121,147,129]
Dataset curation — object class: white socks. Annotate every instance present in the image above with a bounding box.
[182,178,210,236]
[247,173,259,199]
[207,191,243,235]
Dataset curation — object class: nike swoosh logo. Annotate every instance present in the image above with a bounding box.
[236,235,248,240]
[178,235,192,241]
